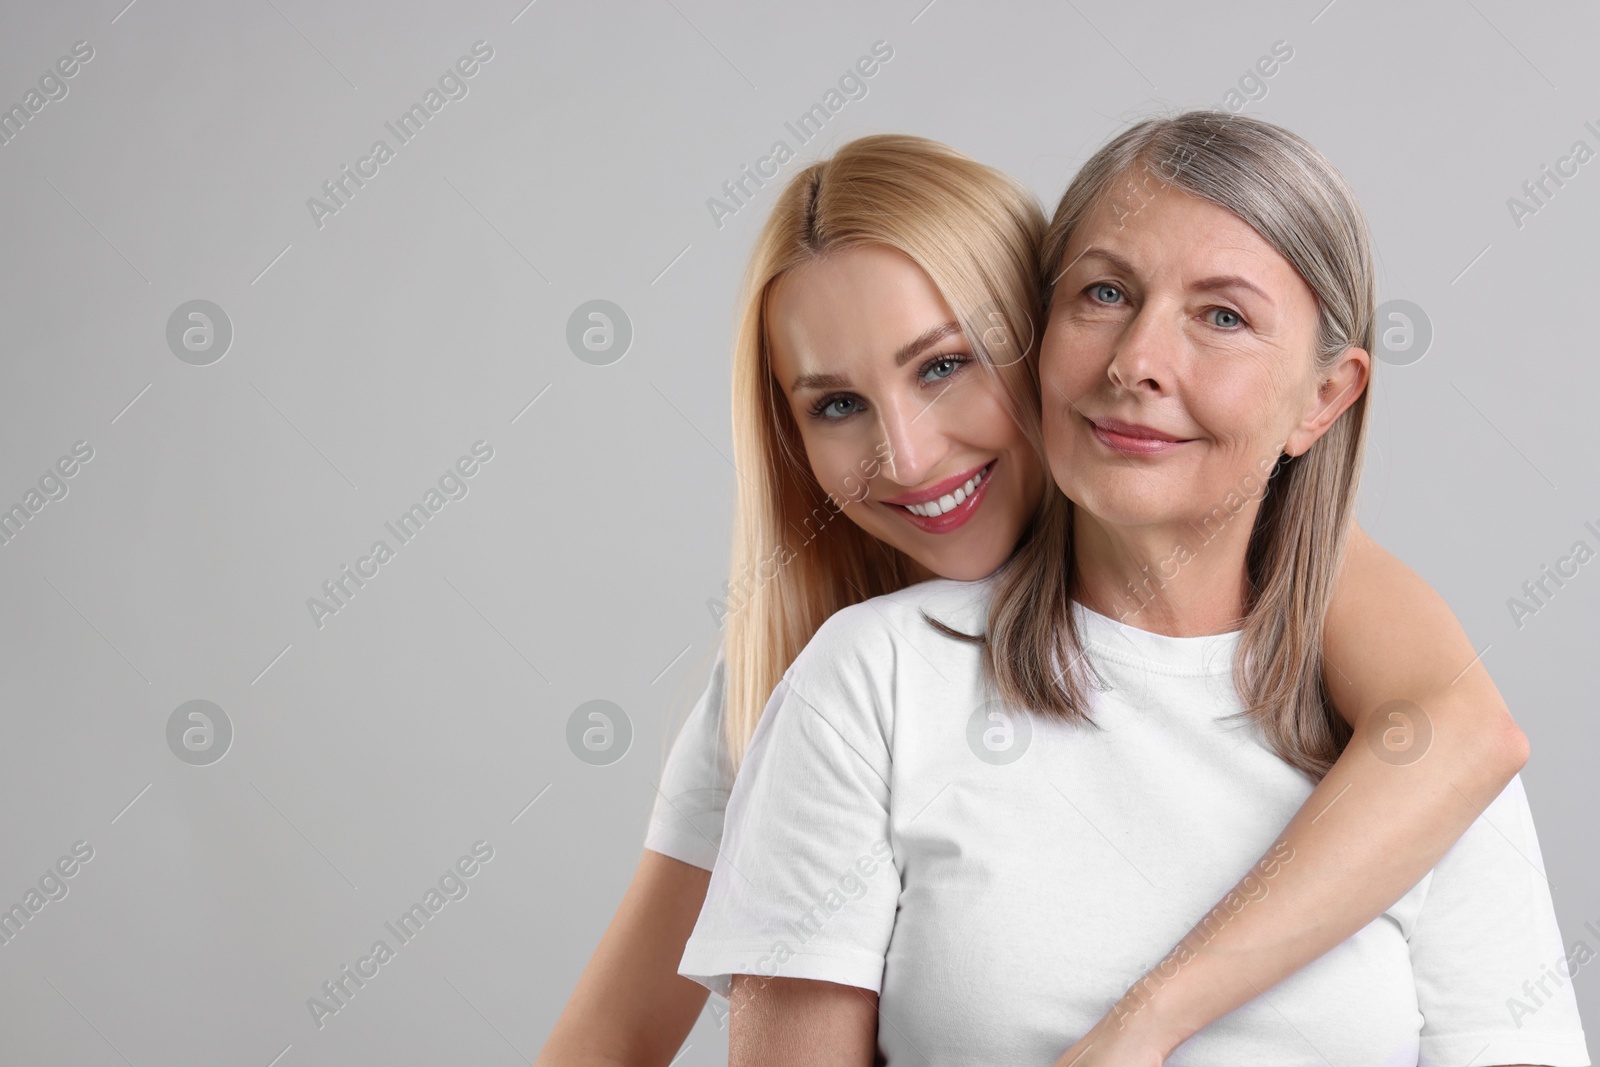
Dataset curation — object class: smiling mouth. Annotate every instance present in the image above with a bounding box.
[886,460,997,534]
[900,464,989,517]
[1084,413,1191,456]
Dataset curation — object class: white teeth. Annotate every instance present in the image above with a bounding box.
[904,465,987,518]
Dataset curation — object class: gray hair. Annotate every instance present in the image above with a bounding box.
[982,110,1377,779]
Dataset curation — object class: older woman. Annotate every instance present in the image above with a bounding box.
[679,113,1589,1066]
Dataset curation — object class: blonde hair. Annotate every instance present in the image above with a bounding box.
[983,111,1376,780]
[721,134,1047,769]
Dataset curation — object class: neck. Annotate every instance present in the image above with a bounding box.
[1069,503,1259,637]
[905,554,938,585]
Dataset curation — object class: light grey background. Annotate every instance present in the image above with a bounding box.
[1,0,1595,1064]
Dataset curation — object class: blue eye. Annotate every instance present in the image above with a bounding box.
[811,395,864,420]
[921,356,967,383]
[1207,307,1244,329]
[1090,283,1123,304]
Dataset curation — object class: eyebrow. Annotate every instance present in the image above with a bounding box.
[789,320,963,391]
[1065,246,1274,305]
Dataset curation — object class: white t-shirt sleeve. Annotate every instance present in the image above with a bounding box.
[678,614,899,999]
[1410,773,1591,1067]
[643,646,733,872]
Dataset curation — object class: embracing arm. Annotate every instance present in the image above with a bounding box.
[534,850,712,1067]
[1056,524,1531,1065]
[727,975,878,1067]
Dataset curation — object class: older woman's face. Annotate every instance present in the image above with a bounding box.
[1039,177,1365,531]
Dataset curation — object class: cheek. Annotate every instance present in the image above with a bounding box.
[797,434,857,497]
[1189,355,1300,449]
[1039,324,1104,402]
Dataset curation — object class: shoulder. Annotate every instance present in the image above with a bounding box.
[782,577,991,709]
[801,577,990,663]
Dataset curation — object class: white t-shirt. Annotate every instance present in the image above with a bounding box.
[645,645,734,872]
[680,577,1591,1066]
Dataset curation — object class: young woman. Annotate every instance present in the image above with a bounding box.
[536,132,1534,1066]
[679,116,1587,1064]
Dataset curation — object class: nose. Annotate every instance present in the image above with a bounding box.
[1105,301,1178,395]
[875,390,950,490]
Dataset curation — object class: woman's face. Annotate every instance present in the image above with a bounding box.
[766,244,1045,582]
[1039,175,1367,534]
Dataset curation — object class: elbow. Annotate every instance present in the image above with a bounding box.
[1470,699,1529,782]
[1432,689,1528,786]
[1498,715,1531,776]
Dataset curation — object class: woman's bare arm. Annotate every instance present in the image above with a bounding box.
[535,850,713,1067]
[1054,524,1531,1064]
[728,975,878,1067]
